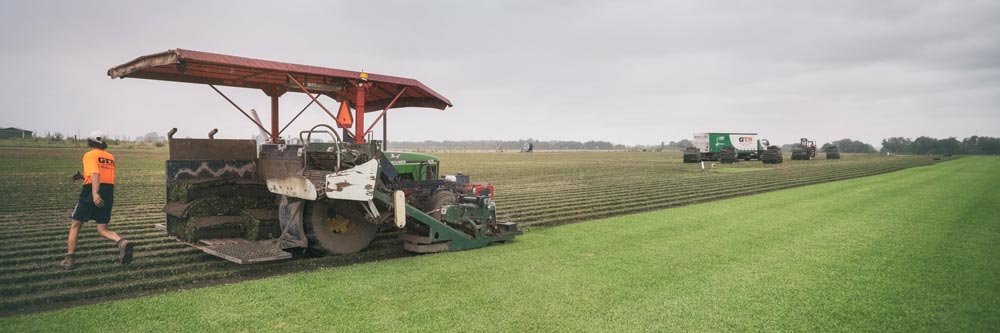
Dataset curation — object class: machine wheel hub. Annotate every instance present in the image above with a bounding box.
[325,215,352,234]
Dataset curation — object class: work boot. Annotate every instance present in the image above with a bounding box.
[117,239,134,265]
[61,254,75,270]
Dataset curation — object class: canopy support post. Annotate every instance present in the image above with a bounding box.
[262,86,286,143]
[270,96,279,142]
[355,83,370,144]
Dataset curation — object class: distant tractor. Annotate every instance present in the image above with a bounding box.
[108,49,519,264]
[690,132,770,162]
[825,146,841,159]
[791,138,817,160]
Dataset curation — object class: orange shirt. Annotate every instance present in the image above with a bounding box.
[83,149,115,185]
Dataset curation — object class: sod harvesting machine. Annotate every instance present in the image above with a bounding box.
[791,138,818,160]
[108,49,519,263]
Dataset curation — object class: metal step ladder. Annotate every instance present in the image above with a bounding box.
[196,238,292,264]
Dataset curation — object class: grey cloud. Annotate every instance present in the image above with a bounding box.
[0,0,997,147]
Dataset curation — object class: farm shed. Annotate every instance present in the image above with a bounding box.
[0,127,33,139]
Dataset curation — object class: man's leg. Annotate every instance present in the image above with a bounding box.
[67,219,83,254]
[97,224,133,264]
[95,223,121,243]
[63,219,83,270]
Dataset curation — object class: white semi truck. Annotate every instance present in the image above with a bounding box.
[690,132,770,161]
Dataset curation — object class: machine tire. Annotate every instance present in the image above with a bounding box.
[426,190,458,220]
[303,198,378,255]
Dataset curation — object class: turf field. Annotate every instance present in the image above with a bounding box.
[1,156,995,331]
[0,147,941,315]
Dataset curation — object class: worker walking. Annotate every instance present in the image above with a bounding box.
[62,131,133,270]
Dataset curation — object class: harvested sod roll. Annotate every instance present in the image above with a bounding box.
[176,216,245,241]
[241,209,281,241]
[168,178,273,203]
[163,196,277,242]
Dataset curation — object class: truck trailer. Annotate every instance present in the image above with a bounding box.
[690,132,770,162]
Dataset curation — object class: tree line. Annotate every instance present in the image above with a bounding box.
[820,139,877,153]
[8,131,999,155]
[880,136,1000,155]
[391,139,626,150]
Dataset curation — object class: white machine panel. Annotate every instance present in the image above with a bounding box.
[325,159,379,201]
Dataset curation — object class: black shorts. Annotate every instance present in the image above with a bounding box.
[71,184,114,224]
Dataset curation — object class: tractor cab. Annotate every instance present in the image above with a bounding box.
[384,151,439,181]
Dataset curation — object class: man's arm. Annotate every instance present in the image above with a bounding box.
[91,173,103,207]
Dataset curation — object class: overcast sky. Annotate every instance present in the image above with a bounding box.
[1,0,997,146]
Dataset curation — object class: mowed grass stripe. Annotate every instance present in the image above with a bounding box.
[494,158,931,209]
[0,244,412,313]
[0,246,204,282]
[0,217,165,243]
[2,157,993,331]
[506,164,920,225]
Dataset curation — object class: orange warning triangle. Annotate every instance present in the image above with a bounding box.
[336,100,353,128]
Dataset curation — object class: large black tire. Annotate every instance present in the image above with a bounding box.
[407,190,462,238]
[303,199,378,255]
[426,190,458,220]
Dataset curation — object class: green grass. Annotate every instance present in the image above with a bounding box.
[0,148,936,313]
[2,156,996,332]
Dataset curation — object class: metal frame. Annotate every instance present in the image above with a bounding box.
[364,87,407,139]
[209,85,272,138]
[285,74,341,133]
[372,191,518,252]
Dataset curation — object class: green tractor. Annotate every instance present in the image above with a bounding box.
[385,151,441,181]
[110,49,519,263]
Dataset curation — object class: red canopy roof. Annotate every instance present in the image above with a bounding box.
[107,49,452,111]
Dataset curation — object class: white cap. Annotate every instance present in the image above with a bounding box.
[88,130,106,143]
